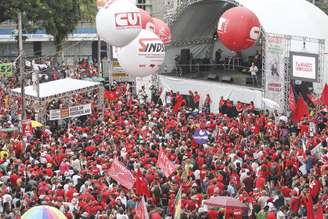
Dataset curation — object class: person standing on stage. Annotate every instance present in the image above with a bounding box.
[203,94,212,113]
[193,91,200,111]
[249,62,259,86]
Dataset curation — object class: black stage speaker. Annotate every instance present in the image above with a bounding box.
[221,76,233,83]
[208,74,218,81]
[180,49,191,64]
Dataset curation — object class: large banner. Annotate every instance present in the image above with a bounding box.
[264,36,287,113]
[290,52,318,82]
[108,158,135,189]
[0,63,14,77]
[49,104,91,121]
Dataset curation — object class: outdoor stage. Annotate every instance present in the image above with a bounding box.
[163,66,263,88]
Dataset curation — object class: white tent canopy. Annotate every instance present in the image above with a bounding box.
[237,0,328,40]
[171,0,328,43]
[12,78,101,99]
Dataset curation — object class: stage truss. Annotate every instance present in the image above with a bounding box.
[262,33,325,113]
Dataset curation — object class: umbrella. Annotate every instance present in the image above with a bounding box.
[31,120,43,128]
[204,196,248,209]
[22,205,67,219]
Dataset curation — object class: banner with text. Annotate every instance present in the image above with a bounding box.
[49,104,92,120]
[264,36,287,113]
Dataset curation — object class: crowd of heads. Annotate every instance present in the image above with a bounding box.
[0,75,327,219]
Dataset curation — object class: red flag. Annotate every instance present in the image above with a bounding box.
[108,158,135,189]
[173,95,185,113]
[289,84,296,112]
[305,194,314,219]
[135,196,149,219]
[104,90,118,101]
[156,147,177,178]
[135,169,150,197]
[292,96,309,122]
[317,203,324,219]
[320,84,328,105]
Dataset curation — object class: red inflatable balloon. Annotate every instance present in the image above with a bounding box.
[146,18,172,45]
[217,7,261,52]
[139,9,151,29]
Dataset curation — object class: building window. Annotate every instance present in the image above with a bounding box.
[137,0,152,14]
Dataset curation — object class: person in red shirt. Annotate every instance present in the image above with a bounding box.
[193,91,200,110]
[236,101,243,114]
[290,191,300,215]
[219,96,225,112]
[208,208,218,219]
[203,94,212,113]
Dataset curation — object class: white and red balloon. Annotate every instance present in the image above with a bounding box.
[117,30,166,77]
[139,9,152,29]
[217,7,261,52]
[146,18,172,45]
[96,0,141,47]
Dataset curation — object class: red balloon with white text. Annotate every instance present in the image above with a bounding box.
[217,7,261,52]
[139,9,151,29]
[146,18,172,45]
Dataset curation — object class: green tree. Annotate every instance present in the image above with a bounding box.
[0,0,97,53]
[79,0,97,22]
[41,0,81,52]
[317,1,328,14]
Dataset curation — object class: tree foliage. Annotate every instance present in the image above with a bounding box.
[0,0,97,52]
[317,1,328,14]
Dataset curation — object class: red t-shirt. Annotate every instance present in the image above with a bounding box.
[255,176,266,190]
[208,209,218,219]
[266,211,276,219]
[290,197,300,213]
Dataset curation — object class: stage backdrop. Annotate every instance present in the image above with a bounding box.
[264,35,287,113]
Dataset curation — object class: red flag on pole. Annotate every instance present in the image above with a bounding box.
[292,96,309,122]
[135,169,150,197]
[289,84,296,112]
[320,84,328,105]
[135,196,149,219]
[104,90,118,101]
[305,194,314,219]
[316,203,324,219]
[108,158,135,189]
[156,147,177,178]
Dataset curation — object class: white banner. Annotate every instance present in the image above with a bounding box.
[69,104,92,118]
[49,109,61,121]
[49,104,92,121]
[264,36,287,113]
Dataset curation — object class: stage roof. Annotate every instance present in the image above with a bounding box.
[171,0,328,43]
[12,78,100,98]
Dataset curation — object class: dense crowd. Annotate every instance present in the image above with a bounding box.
[0,75,328,219]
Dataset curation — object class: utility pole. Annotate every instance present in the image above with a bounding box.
[107,44,114,85]
[98,35,102,77]
[18,12,26,149]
